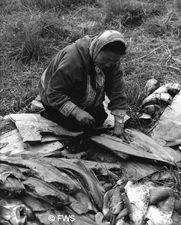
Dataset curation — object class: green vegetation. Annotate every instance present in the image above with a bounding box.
[1,0,181,116]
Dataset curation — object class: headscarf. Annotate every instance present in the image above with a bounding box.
[89,30,126,61]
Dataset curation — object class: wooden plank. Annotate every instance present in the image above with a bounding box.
[0,129,63,156]
[91,129,181,165]
[5,113,83,142]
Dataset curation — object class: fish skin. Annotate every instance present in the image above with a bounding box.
[35,210,61,225]
[23,177,70,206]
[145,78,160,96]
[21,194,51,213]
[0,218,11,225]
[66,207,99,225]
[0,164,26,184]
[125,181,150,225]
[70,191,96,215]
[42,158,105,211]
[0,199,30,225]
[146,205,173,225]
[35,208,73,225]
[142,92,172,107]
[0,177,25,194]
[0,156,80,193]
[0,205,12,221]
[103,186,123,221]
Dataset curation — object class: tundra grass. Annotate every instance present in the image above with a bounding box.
[1,0,181,116]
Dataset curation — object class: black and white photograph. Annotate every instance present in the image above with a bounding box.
[0,0,181,224]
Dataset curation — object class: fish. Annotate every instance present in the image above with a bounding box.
[141,104,161,117]
[141,92,172,107]
[103,186,123,219]
[42,158,105,211]
[23,177,70,207]
[0,177,25,195]
[70,191,97,215]
[0,156,80,193]
[21,194,52,213]
[124,181,150,225]
[0,163,26,184]
[145,78,160,96]
[0,198,31,225]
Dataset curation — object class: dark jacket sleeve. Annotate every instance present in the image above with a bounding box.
[45,46,83,117]
[105,62,128,112]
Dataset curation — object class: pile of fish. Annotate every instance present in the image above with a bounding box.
[0,155,106,225]
[100,180,181,225]
[1,80,181,224]
[140,80,181,123]
[1,154,181,225]
[0,114,123,225]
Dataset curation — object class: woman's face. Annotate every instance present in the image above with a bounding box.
[94,49,121,70]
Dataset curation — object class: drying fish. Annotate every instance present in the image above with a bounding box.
[139,113,151,121]
[141,104,161,117]
[152,85,168,94]
[0,176,25,195]
[0,199,31,225]
[69,210,100,225]
[21,194,52,212]
[162,83,181,96]
[0,205,12,221]
[60,159,122,179]
[149,187,173,204]
[0,163,26,184]
[146,196,175,225]
[145,78,160,96]
[158,196,175,216]
[124,181,150,225]
[42,158,105,211]
[172,211,181,225]
[103,186,123,220]
[27,222,39,225]
[116,208,128,221]
[152,120,181,146]
[95,212,111,225]
[0,164,26,195]
[5,113,83,143]
[23,177,70,207]
[70,191,96,215]
[174,198,181,214]
[0,156,80,193]
[116,220,130,225]
[141,92,172,107]
[0,218,11,225]
[35,210,66,225]
[151,83,181,96]
[146,205,172,225]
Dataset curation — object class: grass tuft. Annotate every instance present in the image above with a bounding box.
[20,0,97,11]
[1,11,80,64]
[102,0,164,27]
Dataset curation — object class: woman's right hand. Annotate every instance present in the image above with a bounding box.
[71,107,95,128]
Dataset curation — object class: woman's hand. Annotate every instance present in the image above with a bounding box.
[71,107,95,128]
